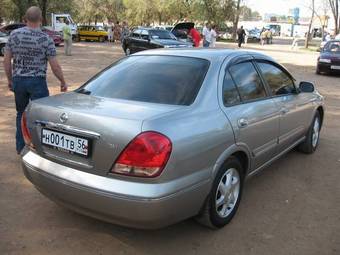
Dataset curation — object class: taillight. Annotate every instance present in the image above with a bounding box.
[111,131,172,178]
[21,112,32,147]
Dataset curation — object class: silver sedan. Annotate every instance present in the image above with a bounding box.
[21,49,324,229]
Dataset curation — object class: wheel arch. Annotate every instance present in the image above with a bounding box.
[316,106,324,129]
[212,144,252,180]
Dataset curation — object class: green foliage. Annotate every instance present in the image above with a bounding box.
[0,0,250,29]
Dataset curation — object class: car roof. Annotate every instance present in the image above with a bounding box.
[133,48,274,62]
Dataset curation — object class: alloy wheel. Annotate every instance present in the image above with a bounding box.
[312,117,320,148]
[215,168,240,218]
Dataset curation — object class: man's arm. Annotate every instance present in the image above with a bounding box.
[48,57,67,92]
[3,51,13,91]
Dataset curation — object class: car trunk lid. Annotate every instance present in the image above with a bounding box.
[27,92,182,177]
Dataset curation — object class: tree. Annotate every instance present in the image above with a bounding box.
[232,0,242,39]
[329,0,339,34]
[305,0,315,48]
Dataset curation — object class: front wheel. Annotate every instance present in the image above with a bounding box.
[316,65,321,74]
[125,47,131,56]
[298,112,321,154]
[196,156,244,229]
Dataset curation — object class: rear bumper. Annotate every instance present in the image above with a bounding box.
[22,151,210,229]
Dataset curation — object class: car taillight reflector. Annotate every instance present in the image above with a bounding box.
[21,112,32,147]
[111,131,172,178]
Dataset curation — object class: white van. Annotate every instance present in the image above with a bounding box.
[51,13,77,39]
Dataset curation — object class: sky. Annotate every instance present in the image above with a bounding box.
[245,0,316,17]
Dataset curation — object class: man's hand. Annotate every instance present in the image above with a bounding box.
[60,83,68,92]
[49,57,67,92]
[8,80,13,92]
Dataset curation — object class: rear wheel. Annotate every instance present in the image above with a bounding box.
[298,112,321,154]
[196,156,244,229]
[99,36,105,42]
[0,44,5,56]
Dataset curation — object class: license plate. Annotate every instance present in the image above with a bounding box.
[41,129,89,156]
[331,65,340,70]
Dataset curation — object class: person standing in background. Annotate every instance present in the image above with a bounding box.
[202,22,211,47]
[237,26,246,48]
[108,25,113,42]
[120,21,129,45]
[3,6,67,154]
[244,29,249,44]
[188,27,201,47]
[210,25,217,48]
[291,31,300,50]
[62,19,72,56]
[113,21,121,43]
[260,28,266,46]
[266,29,272,44]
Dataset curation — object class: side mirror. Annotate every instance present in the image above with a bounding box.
[299,81,315,93]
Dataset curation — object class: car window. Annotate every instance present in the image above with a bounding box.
[222,71,241,106]
[78,56,210,106]
[257,62,296,96]
[324,41,340,52]
[141,30,149,40]
[132,29,141,38]
[229,62,266,102]
[150,30,176,40]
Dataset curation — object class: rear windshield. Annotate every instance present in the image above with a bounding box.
[150,30,176,40]
[77,55,210,105]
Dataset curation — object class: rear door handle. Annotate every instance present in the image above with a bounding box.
[238,118,249,128]
[280,107,289,115]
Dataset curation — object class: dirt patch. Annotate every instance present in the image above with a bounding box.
[0,42,339,255]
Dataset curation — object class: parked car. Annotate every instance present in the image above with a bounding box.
[122,28,192,55]
[42,27,63,46]
[0,31,8,56]
[0,23,64,46]
[171,22,195,44]
[0,23,25,34]
[77,25,108,42]
[51,13,77,40]
[21,49,324,229]
[247,28,261,42]
[154,25,173,31]
[316,40,340,74]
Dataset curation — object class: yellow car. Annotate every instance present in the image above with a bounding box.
[77,25,108,42]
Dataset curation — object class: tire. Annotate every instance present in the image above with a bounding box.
[316,65,321,74]
[196,156,244,229]
[0,45,4,56]
[125,47,131,56]
[73,35,80,42]
[298,112,321,154]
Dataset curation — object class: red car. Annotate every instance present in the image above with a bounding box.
[0,23,63,46]
[41,27,63,46]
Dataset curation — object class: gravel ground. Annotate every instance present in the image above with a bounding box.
[0,42,339,255]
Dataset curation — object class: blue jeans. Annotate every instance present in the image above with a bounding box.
[13,77,49,153]
[203,40,210,48]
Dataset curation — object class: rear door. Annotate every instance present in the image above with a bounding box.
[129,29,142,52]
[140,30,151,50]
[220,60,280,171]
[78,26,87,40]
[255,60,313,153]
